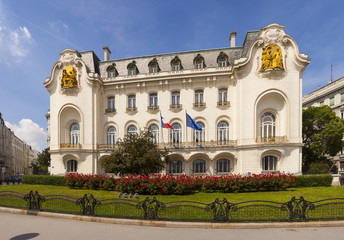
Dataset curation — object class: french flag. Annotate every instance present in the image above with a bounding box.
[161,116,173,129]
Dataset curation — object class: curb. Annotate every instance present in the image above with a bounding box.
[1,207,344,229]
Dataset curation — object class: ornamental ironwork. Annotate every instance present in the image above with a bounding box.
[24,191,45,210]
[76,194,101,216]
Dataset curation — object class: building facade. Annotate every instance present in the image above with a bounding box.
[303,76,344,181]
[44,24,310,176]
[0,113,35,179]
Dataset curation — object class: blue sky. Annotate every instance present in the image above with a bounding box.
[1,0,344,151]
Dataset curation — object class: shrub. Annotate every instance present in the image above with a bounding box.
[295,174,333,187]
[22,175,65,186]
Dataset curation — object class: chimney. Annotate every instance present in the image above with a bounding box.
[229,31,237,48]
[102,46,111,61]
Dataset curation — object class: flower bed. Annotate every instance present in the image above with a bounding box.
[64,173,296,194]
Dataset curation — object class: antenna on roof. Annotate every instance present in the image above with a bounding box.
[329,63,333,83]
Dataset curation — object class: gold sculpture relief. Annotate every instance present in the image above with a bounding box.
[61,65,78,88]
[259,43,284,72]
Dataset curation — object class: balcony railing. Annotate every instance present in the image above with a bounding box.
[147,106,159,110]
[193,103,206,108]
[97,144,116,150]
[256,136,287,143]
[126,107,137,112]
[169,104,182,109]
[105,108,116,113]
[60,143,82,149]
[217,101,230,106]
[158,140,237,149]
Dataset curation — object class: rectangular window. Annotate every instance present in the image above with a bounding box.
[107,97,115,110]
[149,93,158,107]
[173,63,179,71]
[128,95,136,108]
[320,101,324,106]
[129,68,136,76]
[341,111,344,119]
[341,93,344,102]
[150,65,157,73]
[218,89,227,103]
[195,90,204,104]
[195,61,202,69]
[172,92,180,105]
[219,59,226,67]
[330,97,335,106]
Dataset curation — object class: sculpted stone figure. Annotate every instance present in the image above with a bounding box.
[61,65,78,88]
[259,43,284,72]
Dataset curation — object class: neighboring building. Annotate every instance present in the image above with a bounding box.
[303,76,344,183]
[0,113,36,178]
[44,23,310,176]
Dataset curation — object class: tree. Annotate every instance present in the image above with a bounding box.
[302,106,344,173]
[101,130,169,175]
[31,147,51,174]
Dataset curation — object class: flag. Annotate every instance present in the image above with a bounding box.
[161,116,173,129]
[186,113,202,130]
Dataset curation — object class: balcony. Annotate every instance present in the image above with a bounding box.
[97,144,116,150]
[126,107,137,112]
[256,136,287,144]
[147,106,159,111]
[60,143,82,149]
[158,140,237,150]
[169,104,182,109]
[193,103,206,108]
[217,101,230,106]
[105,108,116,113]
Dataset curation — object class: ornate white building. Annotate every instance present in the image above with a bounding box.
[44,23,310,176]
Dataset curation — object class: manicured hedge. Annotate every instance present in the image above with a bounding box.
[22,175,65,186]
[64,173,296,194]
[295,174,333,187]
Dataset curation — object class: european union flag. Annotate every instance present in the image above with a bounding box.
[186,113,202,130]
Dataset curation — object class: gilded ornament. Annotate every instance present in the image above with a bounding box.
[61,65,78,88]
[259,43,284,72]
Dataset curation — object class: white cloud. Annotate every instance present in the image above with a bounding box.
[5,119,47,151]
[48,20,69,37]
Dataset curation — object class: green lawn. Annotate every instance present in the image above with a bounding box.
[1,184,343,203]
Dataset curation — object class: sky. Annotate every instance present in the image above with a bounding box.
[1,0,344,152]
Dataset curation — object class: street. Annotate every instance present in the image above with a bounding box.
[1,212,344,240]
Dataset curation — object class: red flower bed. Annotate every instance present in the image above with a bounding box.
[64,173,296,194]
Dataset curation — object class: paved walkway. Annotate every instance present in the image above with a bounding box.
[1,211,344,240]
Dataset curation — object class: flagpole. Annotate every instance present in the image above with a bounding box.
[160,111,165,145]
[185,110,188,146]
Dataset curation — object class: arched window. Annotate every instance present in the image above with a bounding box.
[171,56,182,71]
[217,121,229,145]
[217,52,229,67]
[170,123,182,146]
[149,124,159,144]
[216,159,231,173]
[194,54,205,69]
[148,59,159,73]
[127,61,138,75]
[107,126,116,146]
[70,123,80,145]
[262,155,277,171]
[261,112,276,141]
[193,122,205,145]
[169,160,183,174]
[193,159,206,173]
[127,125,137,135]
[107,66,117,78]
[67,160,78,172]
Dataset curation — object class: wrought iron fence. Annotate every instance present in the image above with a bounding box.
[0,190,344,222]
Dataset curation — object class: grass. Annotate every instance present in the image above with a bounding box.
[1,184,343,203]
[1,184,344,222]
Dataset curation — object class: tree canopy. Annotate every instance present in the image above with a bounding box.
[302,106,344,173]
[31,147,50,174]
[101,130,169,175]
